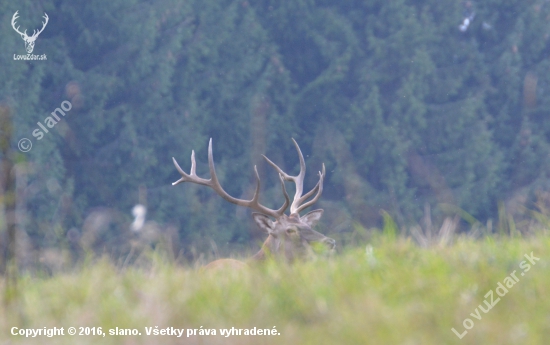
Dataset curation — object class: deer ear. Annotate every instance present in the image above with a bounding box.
[301,209,324,227]
[252,213,274,233]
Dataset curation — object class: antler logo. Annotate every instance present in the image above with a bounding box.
[11,11,49,54]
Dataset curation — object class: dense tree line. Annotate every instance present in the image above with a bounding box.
[2,0,550,257]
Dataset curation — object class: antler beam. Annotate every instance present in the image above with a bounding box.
[172,138,290,219]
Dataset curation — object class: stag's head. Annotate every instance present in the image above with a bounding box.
[11,11,49,54]
[252,210,335,262]
[172,138,335,262]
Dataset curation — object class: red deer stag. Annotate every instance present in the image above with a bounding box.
[172,138,335,270]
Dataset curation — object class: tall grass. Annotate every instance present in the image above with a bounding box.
[1,233,548,345]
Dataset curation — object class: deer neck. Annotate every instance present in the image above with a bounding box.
[250,235,278,261]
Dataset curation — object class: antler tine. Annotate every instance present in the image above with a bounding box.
[171,158,186,185]
[294,163,325,214]
[172,149,210,186]
[262,139,324,214]
[190,150,197,175]
[11,11,19,25]
[291,138,307,195]
[37,13,49,35]
[11,11,25,36]
[172,138,290,218]
[30,13,49,38]
[276,173,291,215]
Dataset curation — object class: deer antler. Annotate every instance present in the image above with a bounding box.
[261,138,325,214]
[11,11,25,37]
[31,13,49,39]
[11,11,48,39]
[172,138,290,219]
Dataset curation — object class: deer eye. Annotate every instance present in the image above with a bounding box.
[286,227,298,235]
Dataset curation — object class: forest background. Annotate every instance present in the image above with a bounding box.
[2,0,550,263]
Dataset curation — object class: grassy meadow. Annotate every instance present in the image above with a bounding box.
[0,231,548,345]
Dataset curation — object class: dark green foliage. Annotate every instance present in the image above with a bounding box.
[2,0,550,256]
